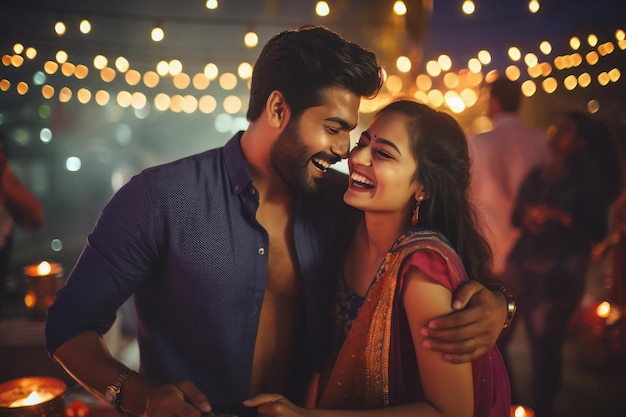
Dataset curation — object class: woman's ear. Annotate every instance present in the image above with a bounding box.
[416,188,429,202]
[266,90,290,128]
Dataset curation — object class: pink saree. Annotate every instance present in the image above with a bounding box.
[317,229,510,416]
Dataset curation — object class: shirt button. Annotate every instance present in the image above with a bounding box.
[252,307,259,315]
[234,185,240,192]
[258,247,265,255]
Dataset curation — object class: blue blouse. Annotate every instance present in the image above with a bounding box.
[45,132,352,405]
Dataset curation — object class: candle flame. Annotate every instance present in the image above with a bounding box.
[37,261,52,275]
[596,301,611,318]
[10,390,54,407]
[514,406,527,417]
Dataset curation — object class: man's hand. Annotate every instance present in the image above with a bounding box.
[243,394,308,417]
[143,380,211,417]
[420,281,507,364]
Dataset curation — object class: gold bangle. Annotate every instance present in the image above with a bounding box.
[487,284,516,329]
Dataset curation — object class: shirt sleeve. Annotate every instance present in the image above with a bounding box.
[45,171,162,355]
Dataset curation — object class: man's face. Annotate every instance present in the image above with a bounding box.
[270,86,360,192]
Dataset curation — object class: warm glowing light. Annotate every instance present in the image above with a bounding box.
[115,56,130,73]
[443,72,459,89]
[93,55,107,70]
[569,36,581,50]
[542,77,558,93]
[95,90,110,106]
[316,1,330,17]
[539,41,552,55]
[438,55,452,71]
[426,60,441,77]
[238,62,253,79]
[206,0,218,10]
[527,65,541,78]
[505,65,521,81]
[608,68,621,82]
[154,93,171,111]
[616,29,625,41]
[199,95,217,113]
[415,74,432,91]
[508,47,521,61]
[54,20,66,36]
[244,32,258,48]
[597,301,611,318]
[528,0,540,13]
[143,71,160,88]
[16,81,28,95]
[586,51,599,65]
[10,391,54,407]
[598,72,610,86]
[564,75,577,90]
[587,99,600,114]
[26,46,37,59]
[385,75,403,93]
[61,62,75,77]
[173,73,191,89]
[524,53,538,67]
[192,73,210,90]
[77,88,92,104]
[427,89,444,107]
[396,56,412,73]
[100,67,116,82]
[156,61,169,76]
[444,91,465,113]
[223,95,243,114]
[79,19,91,34]
[521,80,537,97]
[55,50,68,64]
[477,50,491,65]
[578,73,591,87]
[59,87,72,102]
[169,59,183,75]
[587,34,598,47]
[204,63,219,80]
[37,261,52,275]
[117,91,132,108]
[152,26,165,42]
[462,0,475,15]
[125,69,141,86]
[468,58,482,73]
[11,55,24,67]
[75,64,89,79]
[393,1,407,16]
[13,43,24,54]
[219,72,238,90]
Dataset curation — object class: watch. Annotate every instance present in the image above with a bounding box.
[105,369,137,413]
[487,284,517,329]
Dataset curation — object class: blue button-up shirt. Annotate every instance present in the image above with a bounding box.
[46,132,352,404]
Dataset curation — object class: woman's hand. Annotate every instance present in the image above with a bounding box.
[243,394,309,417]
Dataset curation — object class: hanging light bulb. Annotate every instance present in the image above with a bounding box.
[151,22,165,42]
[79,18,92,34]
[54,19,66,36]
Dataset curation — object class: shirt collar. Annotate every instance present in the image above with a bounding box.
[224,131,253,195]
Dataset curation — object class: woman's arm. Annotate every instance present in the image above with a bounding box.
[244,266,473,417]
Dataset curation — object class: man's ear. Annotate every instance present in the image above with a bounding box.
[266,90,290,128]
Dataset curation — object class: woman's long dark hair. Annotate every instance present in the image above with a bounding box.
[377,99,496,283]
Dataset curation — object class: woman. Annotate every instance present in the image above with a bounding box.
[497,111,623,417]
[245,99,511,416]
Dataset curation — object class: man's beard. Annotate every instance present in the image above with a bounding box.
[270,118,320,193]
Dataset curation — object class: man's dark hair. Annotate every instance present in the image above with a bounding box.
[246,25,383,121]
[489,78,521,113]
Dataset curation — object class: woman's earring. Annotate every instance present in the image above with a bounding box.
[411,195,424,226]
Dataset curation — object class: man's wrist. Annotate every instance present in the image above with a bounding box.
[486,284,516,329]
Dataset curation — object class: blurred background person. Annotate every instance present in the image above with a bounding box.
[499,111,623,417]
[0,128,45,317]
[469,77,549,279]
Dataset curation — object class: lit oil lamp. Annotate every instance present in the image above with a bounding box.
[0,377,65,417]
[510,405,535,417]
[22,261,63,320]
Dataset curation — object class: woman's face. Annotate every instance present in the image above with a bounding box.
[547,116,583,157]
[344,111,425,219]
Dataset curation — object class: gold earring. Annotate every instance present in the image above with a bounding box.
[411,195,424,226]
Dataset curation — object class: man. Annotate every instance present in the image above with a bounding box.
[469,78,549,277]
[46,26,509,417]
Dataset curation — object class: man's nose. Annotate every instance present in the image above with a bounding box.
[331,132,351,159]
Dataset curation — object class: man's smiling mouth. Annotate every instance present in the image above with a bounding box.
[312,158,331,172]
